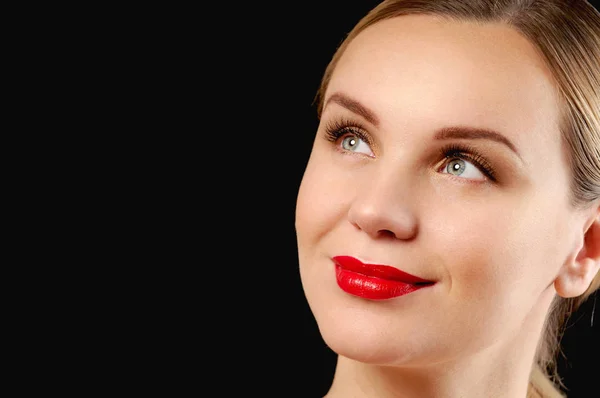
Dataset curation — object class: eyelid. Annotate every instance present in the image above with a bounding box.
[438,143,497,181]
[440,157,487,182]
[325,118,373,143]
[323,117,377,155]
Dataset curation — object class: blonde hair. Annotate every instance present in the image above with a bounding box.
[314,1,600,396]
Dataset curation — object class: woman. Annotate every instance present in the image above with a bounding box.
[294,1,600,397]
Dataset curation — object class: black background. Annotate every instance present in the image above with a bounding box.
[235,1,600,396]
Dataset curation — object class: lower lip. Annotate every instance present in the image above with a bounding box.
[335,265,431,300]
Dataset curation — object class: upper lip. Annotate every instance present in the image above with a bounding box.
[332,255,434,284]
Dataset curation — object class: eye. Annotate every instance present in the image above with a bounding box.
[437,144,496,182]
[323,118,376,158]
[340,133,373,156]
[441,157,486,180]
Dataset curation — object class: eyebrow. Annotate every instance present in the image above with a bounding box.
[324,92,522,161]
[325,92,380,127]
[434,126,522,160]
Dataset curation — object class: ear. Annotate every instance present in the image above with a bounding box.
[554,208,600,298]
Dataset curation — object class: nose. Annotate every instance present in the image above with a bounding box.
[347,174,418,240]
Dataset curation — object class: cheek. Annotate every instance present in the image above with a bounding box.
[426,192,564,301]
[295,149,354,252]
[413,192,565,352]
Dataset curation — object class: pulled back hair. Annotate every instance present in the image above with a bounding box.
[314,1,600,396]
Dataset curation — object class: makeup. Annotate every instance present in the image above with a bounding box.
[333,255,435,300]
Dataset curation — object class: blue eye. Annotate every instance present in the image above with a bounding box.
[438,143,496,181]
[323,118,375,157]
[341,134,373,155]
[442,158,486,180]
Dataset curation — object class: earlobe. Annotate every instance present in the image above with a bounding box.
[554,211,600,298]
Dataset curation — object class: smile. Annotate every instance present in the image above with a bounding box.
[332,255,435,300]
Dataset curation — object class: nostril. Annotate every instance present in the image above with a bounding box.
[378,229,396,238]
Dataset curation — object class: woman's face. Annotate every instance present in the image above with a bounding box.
[295,15,584,365]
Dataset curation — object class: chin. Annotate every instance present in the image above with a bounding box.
[322,323,428,366]
[310,303,422,366]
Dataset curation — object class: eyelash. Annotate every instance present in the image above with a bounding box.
[438,143,496,181]
[323,119,497,181]
[324,118,373,148]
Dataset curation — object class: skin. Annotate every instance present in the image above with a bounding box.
[295,15,600,398]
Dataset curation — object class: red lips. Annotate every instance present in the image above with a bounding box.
[333,255,435,300]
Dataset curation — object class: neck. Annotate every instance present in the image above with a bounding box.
[324,290,556,398]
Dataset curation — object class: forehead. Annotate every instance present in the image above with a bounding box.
[327,15,562,162]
